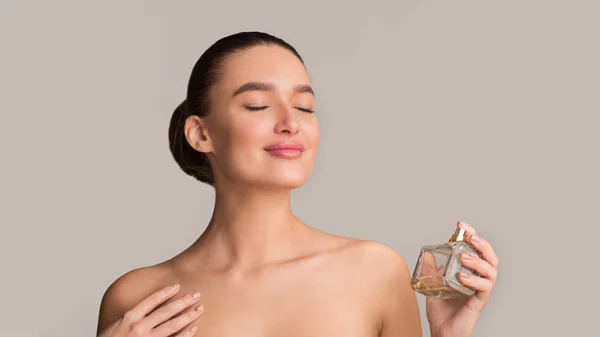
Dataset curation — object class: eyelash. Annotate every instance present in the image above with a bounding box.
[244,105,315,113]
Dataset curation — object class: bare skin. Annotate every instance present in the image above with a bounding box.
[97,228,421,337]
[96,44,498,337]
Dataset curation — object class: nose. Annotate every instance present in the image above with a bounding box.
[274,104,299,135]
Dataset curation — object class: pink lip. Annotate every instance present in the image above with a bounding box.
[264,141,305,159]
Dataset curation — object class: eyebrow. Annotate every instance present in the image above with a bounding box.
[232,82,315,97]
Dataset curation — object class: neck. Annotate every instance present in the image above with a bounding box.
[190,183,311,271]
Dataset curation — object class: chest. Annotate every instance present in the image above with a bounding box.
[169,272,380,337]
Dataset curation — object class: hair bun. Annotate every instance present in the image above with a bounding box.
[168,99,188,164]
[168,98,215,186]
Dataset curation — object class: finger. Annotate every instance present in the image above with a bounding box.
[124,284,182,323]
[460,253,497,282]
[153,304,204,337]
[174,324,198,337]
[468,235,499,268]
[458,272,493,292]
[457,221,477,237]
[144,291,202,329]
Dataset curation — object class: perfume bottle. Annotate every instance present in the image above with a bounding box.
[411,227,481,299]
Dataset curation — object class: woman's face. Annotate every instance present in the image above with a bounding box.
[201,45,319,189]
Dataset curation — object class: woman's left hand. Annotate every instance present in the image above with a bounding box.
[425,221,499,337]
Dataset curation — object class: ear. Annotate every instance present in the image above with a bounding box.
[184,115,213,153]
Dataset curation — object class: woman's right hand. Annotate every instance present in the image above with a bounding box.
[98,284,204,337]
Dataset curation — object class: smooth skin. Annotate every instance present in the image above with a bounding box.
[96,45,498,337]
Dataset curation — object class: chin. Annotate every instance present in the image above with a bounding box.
[265,175,307,189]
[252,171,308,190]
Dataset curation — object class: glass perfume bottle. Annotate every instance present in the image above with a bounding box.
[411,227,481,299]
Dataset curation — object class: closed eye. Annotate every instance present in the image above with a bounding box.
[245,105,269,111]
[295,107,315,113]
[244,105,315,113]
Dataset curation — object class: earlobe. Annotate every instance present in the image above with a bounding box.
[184,116,213,153]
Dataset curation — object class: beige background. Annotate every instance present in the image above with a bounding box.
[1,0,597,336]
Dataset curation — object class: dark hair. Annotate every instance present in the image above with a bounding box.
[168,31,304,186]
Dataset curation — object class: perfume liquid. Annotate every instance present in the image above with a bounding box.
[411,227,481,299]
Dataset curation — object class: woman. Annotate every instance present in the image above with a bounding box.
[96,31,498,337]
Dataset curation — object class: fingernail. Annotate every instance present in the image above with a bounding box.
[189,325,198,334]
[461,253,473,260]
[471,235,480,243]
[194,304,204,314]
[190,292,201,299]
[459,272,470,278]
[170,283,180,289]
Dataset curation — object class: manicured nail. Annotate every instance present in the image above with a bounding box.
[194,304,204,314]
[190,292,201,299]
[171,283,180,289]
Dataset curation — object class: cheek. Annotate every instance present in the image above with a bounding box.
[229,118,268,148]
[214,116,269,161]
[304,118,320,149]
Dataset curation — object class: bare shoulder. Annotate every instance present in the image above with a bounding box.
[337,238,411,277]
[309,228,409,273]
[96,263,172,335]
[312,232,413,289]
[342,240,421,336]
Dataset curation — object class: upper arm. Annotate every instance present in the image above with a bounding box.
[365,242,422,337]
[96,267,159,335]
